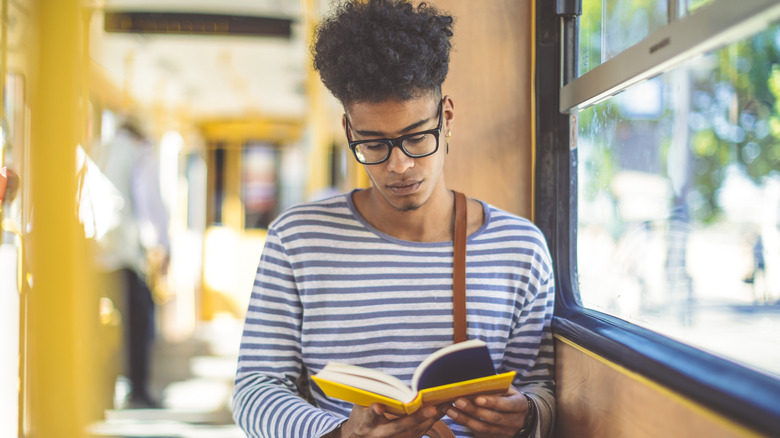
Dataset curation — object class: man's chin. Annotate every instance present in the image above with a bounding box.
[373,185,429,212]
[386,193,426,212]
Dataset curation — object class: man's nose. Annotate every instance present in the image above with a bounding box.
[385,145,414,173]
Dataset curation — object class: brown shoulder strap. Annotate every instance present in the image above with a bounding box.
[453,191,467,343]
[428,420,456,438]
[424,192,467,438]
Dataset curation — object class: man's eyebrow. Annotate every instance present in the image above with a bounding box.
[352,116,433,138]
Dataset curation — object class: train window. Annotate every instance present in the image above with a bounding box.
[577,21,780,377]
[579,0,715,76]
[537,0,780,434]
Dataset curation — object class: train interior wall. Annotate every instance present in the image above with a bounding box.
[437,0,535,218]
[1,0,775,437]
[553,337,762,438]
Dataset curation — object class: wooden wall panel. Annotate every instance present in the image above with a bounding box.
[555,337,765,438]
[437,0,533,218]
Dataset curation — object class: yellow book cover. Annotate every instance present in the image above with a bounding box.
[311,339,517,416]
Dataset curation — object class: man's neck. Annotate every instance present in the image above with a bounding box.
[353,185,455,243]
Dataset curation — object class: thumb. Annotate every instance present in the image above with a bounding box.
[369,403,387,419]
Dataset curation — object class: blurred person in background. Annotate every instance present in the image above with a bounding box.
[747,232,768,304]
[94,117,169,409]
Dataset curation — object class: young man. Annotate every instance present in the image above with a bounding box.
[232,1,555,437]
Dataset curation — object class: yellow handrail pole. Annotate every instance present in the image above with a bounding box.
[302,0,331,197]
[0,0,7,143]
[27,0,92,436]
[302,0,368,193]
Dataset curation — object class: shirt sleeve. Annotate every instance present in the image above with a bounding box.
[507,233,556,438]
[232,228,344,437]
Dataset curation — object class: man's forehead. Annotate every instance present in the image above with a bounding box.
[346,97,439,135]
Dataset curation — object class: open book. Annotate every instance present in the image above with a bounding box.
[311,339,516,415]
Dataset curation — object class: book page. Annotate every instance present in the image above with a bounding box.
[316,363,415,403]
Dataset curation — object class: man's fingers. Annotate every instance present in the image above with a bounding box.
[445,404,517,437]
[404,405,448,436]
[452,398,512,425]
[368,403,448,438]
[473,386,526,413]
[368,403,388,422]
[446,393,526,432]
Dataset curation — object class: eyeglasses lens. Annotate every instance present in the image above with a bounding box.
[354,133,438,164]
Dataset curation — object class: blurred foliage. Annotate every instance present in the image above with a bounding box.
[579,102,619,204]
[689,26,780,222]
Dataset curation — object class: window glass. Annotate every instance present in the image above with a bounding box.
[580,0,668,76]
[579,0,715,76]
[577,23,780,377]
[684,0,714,14]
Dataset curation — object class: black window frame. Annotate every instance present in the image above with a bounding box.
[534,0,780,435]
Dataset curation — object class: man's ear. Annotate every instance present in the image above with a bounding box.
[443,95,455,138]
[443,95,454,153]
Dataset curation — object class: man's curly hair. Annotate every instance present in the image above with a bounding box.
[312,0,454,105]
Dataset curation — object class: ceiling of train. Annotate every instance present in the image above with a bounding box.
[93,0,329,121]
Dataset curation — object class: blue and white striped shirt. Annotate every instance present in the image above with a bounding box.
[233,191,555,437]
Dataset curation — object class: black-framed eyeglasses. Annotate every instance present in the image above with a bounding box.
[345,99,443,165]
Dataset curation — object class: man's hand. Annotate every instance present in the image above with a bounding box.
[328,402,448,438]
[445,386,531,438]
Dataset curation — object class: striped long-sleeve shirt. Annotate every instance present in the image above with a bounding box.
[233,191,556,437]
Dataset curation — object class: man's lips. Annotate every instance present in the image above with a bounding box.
[387,180,422,195]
